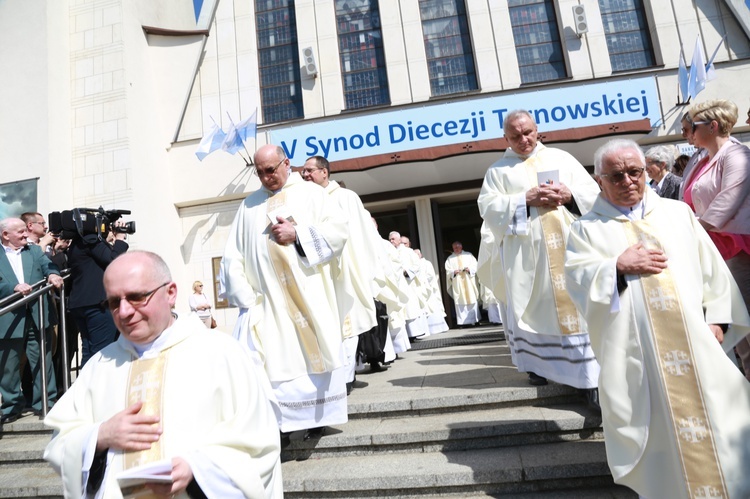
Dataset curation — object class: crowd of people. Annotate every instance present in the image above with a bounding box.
[0,98,748,498]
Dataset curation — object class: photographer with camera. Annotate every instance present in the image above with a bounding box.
[66,219,129,366]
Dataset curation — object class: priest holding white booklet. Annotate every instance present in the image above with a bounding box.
[44,251,282,498]
[477,109,602,406]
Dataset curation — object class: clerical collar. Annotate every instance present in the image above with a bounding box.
[610,199,645,220]
[127,323,175,359]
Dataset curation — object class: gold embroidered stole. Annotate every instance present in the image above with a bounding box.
[455,255,471,303]
[525,156,581,335]
[623,219,727,498]
[266,191,326,373]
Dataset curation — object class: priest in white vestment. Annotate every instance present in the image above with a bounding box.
[444,241,480,326]
[414,249,449,334]
[302,156,381,382]
[44,251,282,499]
[477,223,505,326]
[221,145,350,439]
[388,231,430,339]
[564,139,750,499]
[376,232,412,354]
[477,109,601,399]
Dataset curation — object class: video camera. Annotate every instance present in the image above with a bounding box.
[48,207,136,240]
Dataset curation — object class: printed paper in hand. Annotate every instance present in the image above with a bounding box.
[117,459,173,497]
[537,170,559,185]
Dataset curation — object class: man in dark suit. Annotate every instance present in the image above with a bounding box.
[1,218,63,423]
[67,223,128,366]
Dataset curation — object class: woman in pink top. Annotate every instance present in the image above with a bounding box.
[685,99,750,380]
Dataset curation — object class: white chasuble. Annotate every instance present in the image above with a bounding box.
[44,316,283,499]
[565,191,750,498]
[445,251,479,306]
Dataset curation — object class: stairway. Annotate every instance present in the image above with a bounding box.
[0,327,636,498]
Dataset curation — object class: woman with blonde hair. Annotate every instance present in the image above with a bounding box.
[188,281,214,328]
[685,98,750,379]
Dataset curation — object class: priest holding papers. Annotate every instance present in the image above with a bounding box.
[477,109,601,398]
[44,251,282,498]
[444,241,480,326]
[564,139,750,498]
[221,145,350,440]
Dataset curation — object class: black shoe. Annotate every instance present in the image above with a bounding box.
[369,362,386,372]
[303,426,325,441]
[0,413,19,425]
[346,381,353,395]
[581,388,601,412]
[528,372,548,386]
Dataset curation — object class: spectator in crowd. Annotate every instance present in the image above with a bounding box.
[644,145,682,199]
[565,138,750,498]
[477,109,601,408]
[20,212,56,250]
[45,251,282,497]
[67,222,129,366]
[188,281,213,328]
[0,218,62,424]
[672,153,690,176]
[684,99,750,380]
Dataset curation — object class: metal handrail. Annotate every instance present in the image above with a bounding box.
[0,270,72,418]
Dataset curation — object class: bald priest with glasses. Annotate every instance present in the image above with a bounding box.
[221,144,350,440]
[564,139,750,498]
[44,251,282,498]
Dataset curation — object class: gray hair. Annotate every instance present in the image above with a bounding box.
[644,145,675,170]
[0,218,23,233]
[593,139,645,175]
[503,109,535,132]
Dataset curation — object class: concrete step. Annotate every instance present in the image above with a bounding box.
[281,440,635,498]
[282,403,602,461]
[0,466,61,498]
[0,433,50,466]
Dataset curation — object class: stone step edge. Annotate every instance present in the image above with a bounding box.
[281,440,613,494]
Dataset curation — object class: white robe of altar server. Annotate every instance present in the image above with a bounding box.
[565,190,750,498]
[44,316,283,499]
[477,143,601,388]
[418,256,449,334]
[221,172,350,432]
[445,251,480,325]
[393,244,430,338]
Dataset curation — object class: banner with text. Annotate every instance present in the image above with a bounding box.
[270,76,658,164]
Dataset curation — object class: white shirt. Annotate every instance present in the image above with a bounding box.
[3,243,25,284]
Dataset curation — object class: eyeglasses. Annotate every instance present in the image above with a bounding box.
[301,167,322,175]
[32,221,47,226]
[691,120,711,132]
[103,282,169,311]
[599,167,645,185]
[253,158,286,177]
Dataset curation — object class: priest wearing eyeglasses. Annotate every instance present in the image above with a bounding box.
[221,144,350,440]
[564,139,750,498]
[44,251,283,498]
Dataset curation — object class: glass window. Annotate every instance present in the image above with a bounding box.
[508,0,566,84]
[256,0,303,123]
[335,0,390,109]
[419,0,478,96]
[598,0,655,71]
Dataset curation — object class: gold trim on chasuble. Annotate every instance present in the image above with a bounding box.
[524,156,581,335]
[623,220,727,498]
[121,354,168,499]
[456,256,471,303]
[266,191,326,373]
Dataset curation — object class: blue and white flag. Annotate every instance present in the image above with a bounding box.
[678,49,689,102]
[688,36,707,101]
[222,110,257,155]
[195,123,226,161]
[704,36,725,81]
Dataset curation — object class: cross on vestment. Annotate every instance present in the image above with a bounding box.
[678,416,708,443]
[552,274,566,291]
[546,232,564,249]
[130,372,161,403]
[292,311,309,328]
[663,350,692,376]
[279,272,289,285]
[560,314,579,331]
[648,287,677,311]
[638,232,660,250]
[692,485,724,498]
